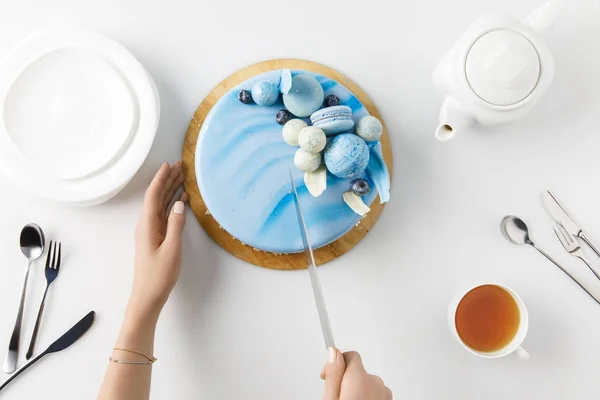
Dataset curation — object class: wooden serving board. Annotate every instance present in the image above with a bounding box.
[182,59,393,270]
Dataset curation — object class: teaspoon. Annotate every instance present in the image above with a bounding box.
[3,224,45,373]
[500,215,600,305]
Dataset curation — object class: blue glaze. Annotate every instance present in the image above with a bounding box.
[252,80,279,106]
[366,146,391,203]
[282,75,325,117]
[324,134,370,179]
[367,140,379,149]
[196,70,388,253]
[311,106,354,135]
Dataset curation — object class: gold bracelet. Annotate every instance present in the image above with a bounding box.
[112,348,157,363]
[109,356,155,365]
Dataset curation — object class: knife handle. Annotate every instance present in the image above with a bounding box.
[578,254,600,282]
[565,268,600,305]
[581,233,600,259]
[534,245,600,305]
[0,352,46,392]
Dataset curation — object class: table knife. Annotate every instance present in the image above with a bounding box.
[0,311,96,393]
[289,172,335,349]
[543,191,600,258]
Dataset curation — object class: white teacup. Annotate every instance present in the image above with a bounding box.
[448,283,529,359]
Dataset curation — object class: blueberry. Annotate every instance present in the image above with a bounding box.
[324,94,341,107]
[276,109,292,125]
[238,90,253,104]
[350,178,370,196]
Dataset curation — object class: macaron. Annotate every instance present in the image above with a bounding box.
[282,74,324,117]
[310,106,354,136]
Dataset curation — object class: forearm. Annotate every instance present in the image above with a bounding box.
[97,303,159,400]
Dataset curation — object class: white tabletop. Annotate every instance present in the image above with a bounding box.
[1,0,599,399]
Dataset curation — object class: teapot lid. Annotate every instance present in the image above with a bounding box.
[466,29,540,106]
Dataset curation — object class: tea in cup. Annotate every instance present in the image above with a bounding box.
[448,284,529,359]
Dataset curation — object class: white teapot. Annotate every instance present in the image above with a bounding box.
[433,0,564,141]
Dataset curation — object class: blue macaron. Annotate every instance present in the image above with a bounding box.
[310,106,355,136]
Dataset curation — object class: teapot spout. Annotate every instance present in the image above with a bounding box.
[435,124,456,141]
[435,98,473,141]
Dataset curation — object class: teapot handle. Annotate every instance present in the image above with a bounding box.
[526,0,565,33]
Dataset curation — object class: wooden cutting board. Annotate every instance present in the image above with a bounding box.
[182,59,393,270]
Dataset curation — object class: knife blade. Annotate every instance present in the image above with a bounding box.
[289,172,335,349]
[543,191,600,258]
[0,311,96,392]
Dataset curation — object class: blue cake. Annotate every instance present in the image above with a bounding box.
[195,69,390,254]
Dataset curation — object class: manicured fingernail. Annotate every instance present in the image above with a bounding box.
[174,201,185,214]
[327,347,337,364]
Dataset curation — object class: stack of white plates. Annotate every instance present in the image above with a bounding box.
[0,28,159,206]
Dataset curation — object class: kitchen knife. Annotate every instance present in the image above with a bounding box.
[289,172,335,349]
[543,191,600,258]
[0,311,96,393]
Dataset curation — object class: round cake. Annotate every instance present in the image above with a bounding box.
[194,68,391,254]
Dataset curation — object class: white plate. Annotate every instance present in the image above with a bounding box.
[0,29,159,204]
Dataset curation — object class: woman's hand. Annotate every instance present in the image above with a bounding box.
[98,162,188,400]
[321,348,392,400]
[129,161,188,323]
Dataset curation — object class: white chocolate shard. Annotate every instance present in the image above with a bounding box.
[343,191,370,216]
[305,165,327,197]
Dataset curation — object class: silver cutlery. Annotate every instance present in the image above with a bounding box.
[0,311,95,393]
[543,191,600,258]
[3,224,45,374]
[26,241,62,360]
[554,224,600,280]
[289,172,335,349]
[501,215,600,305]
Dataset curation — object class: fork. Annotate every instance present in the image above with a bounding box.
[554,224,600,281]
[25,241,61,360]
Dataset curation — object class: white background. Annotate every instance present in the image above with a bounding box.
[0,0,599,399]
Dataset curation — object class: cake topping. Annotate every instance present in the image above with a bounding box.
[298,127,326,154]
[343,191,371,216]
[279,69,292,94]
[294,148,322,172]
[282,119,307,146]
[356,116,383,142]
[350,178,370,196]
[238,89,253,104]
[324,94,341,107]
[282,74,325,117]
[324,133,370,178]
[276,109,292,125]
[304,165,327,198]
[251,80,279,106]
[310,106,354,135]
[365,147,390,204]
